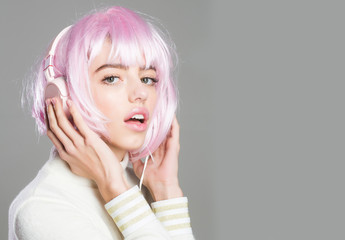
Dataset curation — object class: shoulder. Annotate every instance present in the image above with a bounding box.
[10,197,70,239]
[10,196,108,240]
[9,161,64,223]
[8,165,91,239]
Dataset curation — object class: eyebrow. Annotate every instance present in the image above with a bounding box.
[94,64,156,73]
[95,64,127,73]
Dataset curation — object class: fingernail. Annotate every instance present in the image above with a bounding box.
[51,98,56,106]
[45,99,51,107]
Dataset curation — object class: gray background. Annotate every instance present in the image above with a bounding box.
[1,0,344,239]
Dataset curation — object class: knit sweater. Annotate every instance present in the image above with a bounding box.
[8,148,194,239]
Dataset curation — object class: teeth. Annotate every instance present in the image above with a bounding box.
[131,114,144,120]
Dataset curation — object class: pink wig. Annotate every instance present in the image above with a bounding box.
[23,6,178,161]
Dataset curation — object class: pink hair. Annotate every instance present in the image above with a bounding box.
[22,6,178,161]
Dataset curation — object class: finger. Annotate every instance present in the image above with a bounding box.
[161,116,180,167]
[52,97,85,148]
[170,115,180,140]
[66,99,96,139]
[44,101,50,130]
[165,115,180,151]
[46,128,68,160]
[44,103,68,159]
[46,99,76,155]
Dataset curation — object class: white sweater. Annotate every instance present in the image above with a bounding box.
[8,148,194,240]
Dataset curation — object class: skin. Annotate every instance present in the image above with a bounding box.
[45,40,183,202]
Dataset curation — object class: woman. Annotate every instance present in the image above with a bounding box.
[9,6,194,240]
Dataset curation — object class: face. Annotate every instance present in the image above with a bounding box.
[88,39,158,159]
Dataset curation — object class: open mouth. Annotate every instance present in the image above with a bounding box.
[124,108,149,132]
[125,114,145,124]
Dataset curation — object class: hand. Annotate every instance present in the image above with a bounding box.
[45,97,129,202]
[132,115,183,201]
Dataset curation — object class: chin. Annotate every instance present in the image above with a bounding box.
[112,136,146,152]
[126,139,146,151]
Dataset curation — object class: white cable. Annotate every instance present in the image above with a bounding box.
[139,150,155,190]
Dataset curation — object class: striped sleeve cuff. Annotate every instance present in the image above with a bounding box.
[104,185,156,238]
[151,197,193,237]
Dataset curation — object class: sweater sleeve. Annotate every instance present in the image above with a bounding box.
[151,197,194,239]
[104,186,194,240]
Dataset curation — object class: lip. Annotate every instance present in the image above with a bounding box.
[124,107,149,132]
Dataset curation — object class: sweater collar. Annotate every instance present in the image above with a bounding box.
[45,147,129,188]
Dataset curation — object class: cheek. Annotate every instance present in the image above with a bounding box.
[149,90,158,110]
[92,87,122,118]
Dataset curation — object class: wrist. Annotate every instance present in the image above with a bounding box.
[149,182,183,201]
[97,177,129,202]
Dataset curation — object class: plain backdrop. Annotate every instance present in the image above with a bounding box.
[1,0,345,239]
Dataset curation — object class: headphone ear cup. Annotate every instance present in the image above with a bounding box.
[44,77,71,118]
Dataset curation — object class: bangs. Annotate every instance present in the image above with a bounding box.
[87,11,167,74]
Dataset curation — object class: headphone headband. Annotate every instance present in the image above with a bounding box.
[44,25,72,82]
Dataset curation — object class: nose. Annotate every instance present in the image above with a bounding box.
[128,78,148,103]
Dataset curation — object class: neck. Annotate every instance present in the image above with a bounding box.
[101,137,127,162]
[107,144,127,162]
[111,147,127,162]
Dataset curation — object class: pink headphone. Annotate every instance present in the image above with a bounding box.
[44,26,72,118]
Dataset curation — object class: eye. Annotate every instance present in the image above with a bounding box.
[102,75,120,85]
[141,77,158,86]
